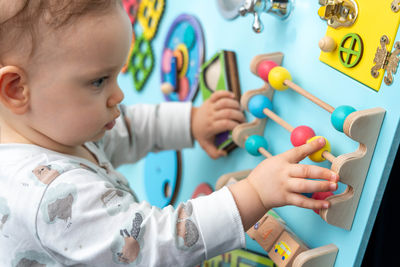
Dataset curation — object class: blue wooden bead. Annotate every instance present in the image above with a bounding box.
[245,135,268,156]
[248,95,273,119]
[331,105,356,132]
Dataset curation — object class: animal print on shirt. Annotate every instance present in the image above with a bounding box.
[111,212,145,264]
[175,202,199,249]
[11,250,56,267]
[40,183,77,224]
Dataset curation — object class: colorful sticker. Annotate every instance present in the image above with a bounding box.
[273,241,292,261]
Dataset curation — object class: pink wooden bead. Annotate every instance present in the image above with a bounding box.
[312,191,334,214]
[257,60,278,83]
[312,191,334,201]
[290,126,316,147]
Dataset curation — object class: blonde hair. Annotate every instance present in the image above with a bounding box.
[0,0,118,61]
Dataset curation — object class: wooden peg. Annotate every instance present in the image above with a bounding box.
[319,36,337,53]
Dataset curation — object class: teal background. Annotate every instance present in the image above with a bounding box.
[117,1,400,266]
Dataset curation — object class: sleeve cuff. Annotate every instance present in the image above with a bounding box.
[191,186,246,259]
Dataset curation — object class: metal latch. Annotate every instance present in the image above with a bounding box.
[318,0,358,28]
[392,0,400,12]
[371,35,400,86]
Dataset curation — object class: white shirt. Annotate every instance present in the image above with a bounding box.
[0,102,245,266]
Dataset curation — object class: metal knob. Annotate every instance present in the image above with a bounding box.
[239,0,294,33]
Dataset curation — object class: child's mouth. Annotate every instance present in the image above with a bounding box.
[105,119,116,130]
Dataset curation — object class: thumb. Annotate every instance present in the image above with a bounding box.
[282,137,326,163]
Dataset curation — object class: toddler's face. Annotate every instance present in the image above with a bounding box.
[24,3,132,147]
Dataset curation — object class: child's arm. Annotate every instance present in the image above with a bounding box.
[191,90,245,159]
[101,90,242,166]
[228,137,339,230]
[102,102,194,167]
[31,138,336,266]
[34,167,245,265]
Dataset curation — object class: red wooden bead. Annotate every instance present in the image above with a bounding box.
[290,126,316,147]
[257,60,278,83]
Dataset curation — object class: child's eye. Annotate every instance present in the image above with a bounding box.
[91,76,108,88]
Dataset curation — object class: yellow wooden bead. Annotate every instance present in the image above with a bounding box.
[306,136,331,162]
[268,66,292,91]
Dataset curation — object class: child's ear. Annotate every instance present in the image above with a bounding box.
[0,66,29,114]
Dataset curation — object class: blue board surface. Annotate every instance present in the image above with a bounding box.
[143,150,180,208]
[117,1,400,266]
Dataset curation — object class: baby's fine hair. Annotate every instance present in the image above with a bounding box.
[0,0,118,60]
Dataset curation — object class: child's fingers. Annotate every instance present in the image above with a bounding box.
[214,109,246,123]
[213,97,241,111]
[286,193,330,210]
[282,137,326,163]
[287,178,337,194]
[199,140,226,159]
[289,164,339,182]
[211,119,240,134]
[209,91,235,103]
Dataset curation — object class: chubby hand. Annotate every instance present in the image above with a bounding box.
[246,137,339,212]
[191,91,245,159]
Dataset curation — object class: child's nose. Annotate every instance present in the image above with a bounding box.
[107,86,124,108]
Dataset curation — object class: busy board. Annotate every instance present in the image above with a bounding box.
[117,1,400,266]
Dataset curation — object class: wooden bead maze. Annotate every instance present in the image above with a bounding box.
[232,52,386,231]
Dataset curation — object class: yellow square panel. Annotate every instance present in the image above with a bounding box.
[319,0,400,91]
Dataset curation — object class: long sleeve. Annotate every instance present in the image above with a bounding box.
[102,102,194,168]
[35,168,246,266]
